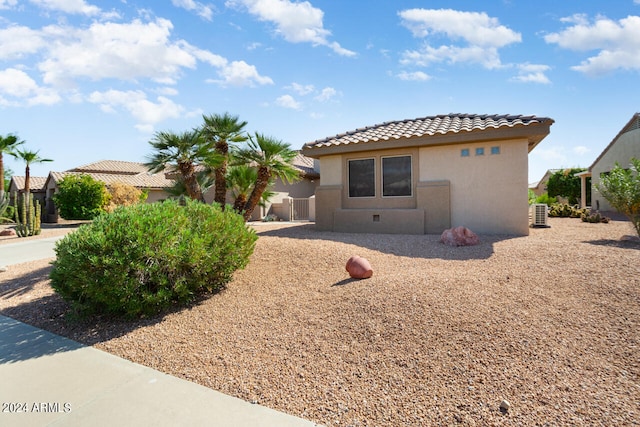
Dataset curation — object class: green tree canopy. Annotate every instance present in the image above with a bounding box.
[596,158,640,237]
[0,133,24,194]
[52,174,111,220]
[547,168,585,205]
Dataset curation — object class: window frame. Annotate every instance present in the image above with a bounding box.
[381,154,413,198]
[347,157,376,198]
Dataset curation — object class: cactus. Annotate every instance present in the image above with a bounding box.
[12,191,41,237]
[0,191,10,222]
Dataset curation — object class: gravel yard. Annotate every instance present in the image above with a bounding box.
[1,218,639,426]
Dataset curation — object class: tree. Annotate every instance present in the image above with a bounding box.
[0,133,24,194]
[234,133,300,221]
[201,113,248,208]
[52,174,111,220]
[145,129,221,203]
[3,166,13,193]
[596,158,640,237]
[106,182,148,212]
[226,163,275,214]
[11,148,53,195]
[547,168,585,205]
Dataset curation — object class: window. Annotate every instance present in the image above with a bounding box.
[475,147,484,156]
[348,158,375,197]
[461,148,470,157]
[491,146,500,155]
[382,155,412,197]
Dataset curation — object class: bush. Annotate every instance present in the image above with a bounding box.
[50,199,257,318]
[533,193,557,206]
[548,203,586,218]
[52,174,110,220]
[106,182,147,212]
[581,211,610,224]
[596,157,640,237]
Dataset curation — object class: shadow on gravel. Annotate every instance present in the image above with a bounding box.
[584,238,640,250]
[0,266,214,364]
[255,223,521,261]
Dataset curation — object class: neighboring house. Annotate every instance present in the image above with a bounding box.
[8,175,48,210]
[301,113,554,235]
[578,112,640,210]
[529,169,561,197]
[42,160,175,222]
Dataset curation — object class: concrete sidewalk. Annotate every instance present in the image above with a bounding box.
[0,315,319,427]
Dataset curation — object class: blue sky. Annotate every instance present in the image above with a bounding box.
[1,0,639,184]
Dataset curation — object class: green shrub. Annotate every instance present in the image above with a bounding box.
[581,211,610,224]
[52,174,110,220]
[50,199,257,318]
[534,193,557,206]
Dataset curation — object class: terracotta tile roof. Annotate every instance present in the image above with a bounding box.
[70,160,149,175]
[303,113,554,153]
[10,176,48,191]
[50,171,174,189]
[292,152,319,178]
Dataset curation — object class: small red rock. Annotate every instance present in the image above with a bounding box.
[0,229,16,236]
[440,226,480,247]
[346,256,373,279]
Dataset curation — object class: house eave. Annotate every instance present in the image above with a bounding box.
[301,124,552,158]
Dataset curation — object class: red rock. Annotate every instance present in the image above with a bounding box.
[440,226,480,247]
[0,228,16,236]
[346,255,373,279]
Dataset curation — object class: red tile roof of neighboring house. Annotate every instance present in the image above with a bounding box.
[303,113,554,155]
[291,152,319,179]
[70,160,149,175]
[50,171,174,189]
[10,176,48,192]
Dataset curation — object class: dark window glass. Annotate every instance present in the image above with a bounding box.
[382,156,412,197]
[348,158,375,197]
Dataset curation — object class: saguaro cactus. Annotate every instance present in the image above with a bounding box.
[12,191,41,237]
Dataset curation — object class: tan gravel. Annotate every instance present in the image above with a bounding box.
[1,218,639,426]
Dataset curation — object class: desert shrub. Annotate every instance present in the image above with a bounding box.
[105,182,147,212]
[52,174,110,220]
[533,193,557,206]
[581,211,610,224]
[548,203,586,218]
[50,199,257,318]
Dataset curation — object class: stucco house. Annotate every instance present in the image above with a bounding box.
[529,169,561,197]
[8,176,48,208]
[301,113,554,235]
[42,160,175,222]
[577,112,640,211]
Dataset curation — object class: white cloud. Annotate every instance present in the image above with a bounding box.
[544,14,640,75]
[397,71,431,81]
[573,146,591,156]
[227,0,356,56]
[213,60,274,87]
[88,89,185,132]
[29,0,101,16]
[0,68,61,106]
[511,63,551,84]
[287,82,315,95]
[0,0,18,9]
[276,94,302,110]
[39,19,197,87]
[0,26,46,60]
[314,86,338,102]
[530,146,568,164]
[399,8,521,70]
[172,0,214,21]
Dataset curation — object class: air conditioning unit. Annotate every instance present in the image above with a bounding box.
[530,203,549,227]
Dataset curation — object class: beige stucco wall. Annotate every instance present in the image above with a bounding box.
[313,138,530,235]
[420,139,530,235]
[591,127,640,211]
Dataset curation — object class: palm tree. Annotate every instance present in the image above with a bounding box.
[12,148,53,195]
[234,133,300,221]
[0,133,24,195]
[201,113,248,208]
[145,129,221,203]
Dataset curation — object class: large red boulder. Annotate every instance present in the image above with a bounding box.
[346,255,373,279]
[440,226,480,247]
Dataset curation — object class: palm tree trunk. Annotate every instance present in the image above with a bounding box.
[178,161,205,202]
[214,141,228,208]
[243,167,270,221]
